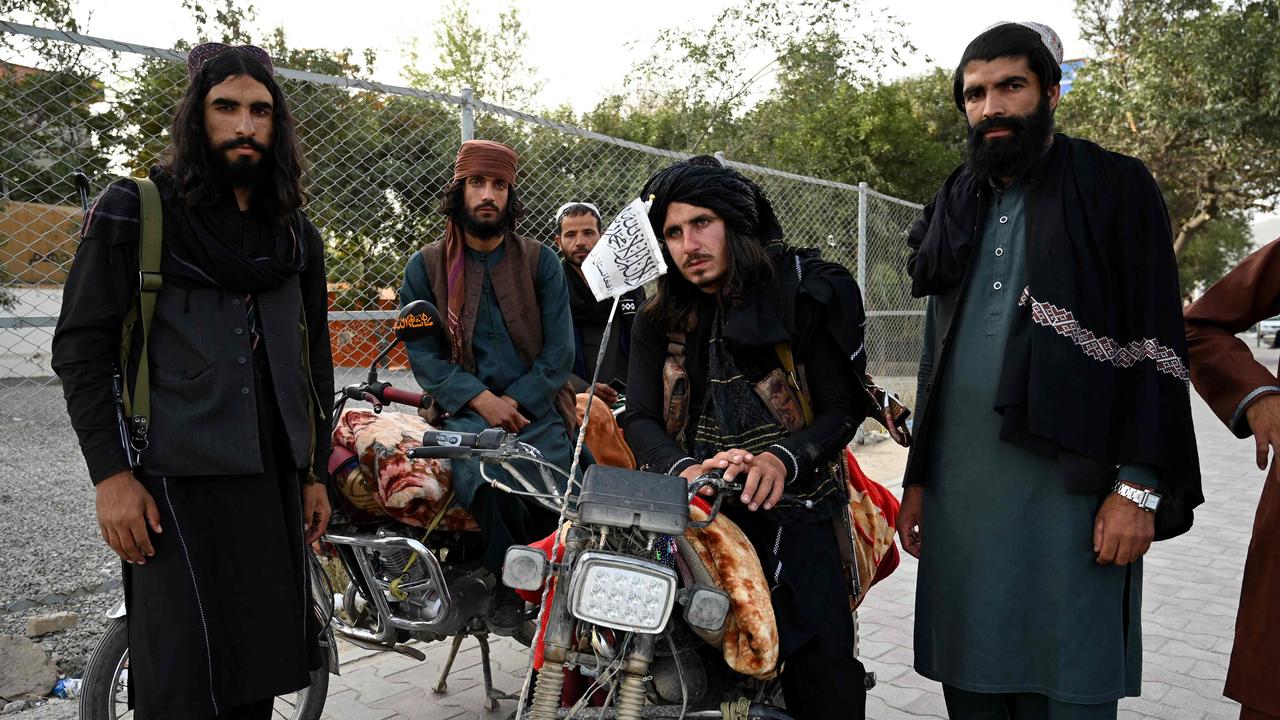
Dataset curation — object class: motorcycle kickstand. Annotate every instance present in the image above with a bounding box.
[476,632,518,712]
[433,633,466,695]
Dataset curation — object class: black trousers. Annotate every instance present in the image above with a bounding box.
[469,485,560,576]
[730,510,868,720]
[216,698,273,719]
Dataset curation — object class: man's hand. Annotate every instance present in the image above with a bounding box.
[469,390,530,433]
[95,470,162,565]
[1245,394,1280,472]
[302,483,331,545]
[1093,485,1155,565]
[696,449,786,511]
[592,383,619,405]
[897,485,923,558]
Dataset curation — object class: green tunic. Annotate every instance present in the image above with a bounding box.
[400,242,575,507]
[913,180,1147,704]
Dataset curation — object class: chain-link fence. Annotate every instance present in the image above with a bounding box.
[0,21,925,449]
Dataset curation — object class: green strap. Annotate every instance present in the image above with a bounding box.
[122,177,163,448]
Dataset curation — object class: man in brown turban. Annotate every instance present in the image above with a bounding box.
[399,140,576,635]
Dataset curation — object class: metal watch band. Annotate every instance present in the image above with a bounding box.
[1113,481,1160,512]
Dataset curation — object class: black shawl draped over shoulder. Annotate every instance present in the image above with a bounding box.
[907,133,1202,540]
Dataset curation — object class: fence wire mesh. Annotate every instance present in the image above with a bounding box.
[0,22,924,453]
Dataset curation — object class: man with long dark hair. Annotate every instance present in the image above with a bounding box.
[53,44,333,719]
[623,156,871,718]
[399,140,574,635]
[900,22,1201,718]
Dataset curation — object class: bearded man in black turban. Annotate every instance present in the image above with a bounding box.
[623,156,873,718]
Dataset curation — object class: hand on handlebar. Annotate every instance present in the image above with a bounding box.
[469,390,530,433]
[696,449,787,512]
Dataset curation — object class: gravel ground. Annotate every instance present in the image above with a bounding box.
[0,367,417,696]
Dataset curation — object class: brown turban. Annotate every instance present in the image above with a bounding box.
[452,140,519,185]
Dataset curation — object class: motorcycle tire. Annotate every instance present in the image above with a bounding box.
[78,617,330,720]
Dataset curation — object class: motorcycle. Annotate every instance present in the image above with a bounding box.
[79,300,560,718]
[413,418,809,719]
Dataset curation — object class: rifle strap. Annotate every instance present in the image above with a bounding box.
[119,177,163,450]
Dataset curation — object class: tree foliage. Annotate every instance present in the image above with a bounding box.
[1061,0,1280,276]
[403,0,543,108]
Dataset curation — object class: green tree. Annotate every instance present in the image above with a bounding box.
[622,0,916,155]
[1061,0,1280,279]
[403,0,544,108]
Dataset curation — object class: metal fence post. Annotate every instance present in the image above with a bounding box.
[857,181,868,298]
[460,87,475,142]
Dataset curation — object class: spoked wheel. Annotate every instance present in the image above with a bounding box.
[79,618,330,720]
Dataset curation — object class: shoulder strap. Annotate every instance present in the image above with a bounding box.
[120,176,163,449]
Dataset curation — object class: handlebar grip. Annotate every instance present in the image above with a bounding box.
[421,429,480,448]
[407,446,475,459]
[381,386,429,408]
[420,428,513,450]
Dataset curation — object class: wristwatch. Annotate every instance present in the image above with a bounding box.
[1112,481,1161,512]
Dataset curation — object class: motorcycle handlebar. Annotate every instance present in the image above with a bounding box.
[380,386,429,408]
[408,428,514,459]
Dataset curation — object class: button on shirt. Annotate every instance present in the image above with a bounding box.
[984,181,1025,336]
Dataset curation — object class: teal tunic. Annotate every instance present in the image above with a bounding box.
[399,242,575,507]
[913,180,1147,704]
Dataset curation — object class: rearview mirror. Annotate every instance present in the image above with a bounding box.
[394,300,445,343]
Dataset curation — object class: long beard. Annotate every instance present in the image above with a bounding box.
[966,96,1055,181]
[461,207,511,239]
[211,141,271,190]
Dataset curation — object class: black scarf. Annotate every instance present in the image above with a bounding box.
[907,133,1202,540]
[564,261,613,326]
[152,167,306,291]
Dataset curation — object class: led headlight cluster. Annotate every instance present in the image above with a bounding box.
[567,551,677,633]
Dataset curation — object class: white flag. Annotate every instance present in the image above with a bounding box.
[581,197,667,301]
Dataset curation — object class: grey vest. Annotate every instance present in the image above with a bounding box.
[138,269,317,478]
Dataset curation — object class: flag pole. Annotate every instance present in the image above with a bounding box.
[514,293,619,720]
[566,294,621,489]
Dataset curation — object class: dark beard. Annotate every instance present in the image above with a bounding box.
[966,96,1054,181]
[461,205,510,240]
[211,138,271,189]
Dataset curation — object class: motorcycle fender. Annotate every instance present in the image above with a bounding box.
[106,598,127,620]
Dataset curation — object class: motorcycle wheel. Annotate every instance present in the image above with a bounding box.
[78,617,330,720]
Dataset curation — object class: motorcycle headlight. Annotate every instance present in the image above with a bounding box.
[567,551,678,634]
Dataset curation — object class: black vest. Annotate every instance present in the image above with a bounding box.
[136,229,317,478]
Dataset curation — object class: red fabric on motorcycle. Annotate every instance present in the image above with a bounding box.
[331,408,478,531]
[844,448,900,607]
[515,527,568,670]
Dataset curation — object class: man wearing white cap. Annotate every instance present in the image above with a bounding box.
[553,201,644,405]
[898,22,1201,718]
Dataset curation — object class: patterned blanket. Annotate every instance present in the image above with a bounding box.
[330,409,477,531]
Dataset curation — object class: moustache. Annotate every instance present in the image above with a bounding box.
[970,116,1030,141]
[472,202,500,213]
[218,137,269,154]
[683,253,712,268]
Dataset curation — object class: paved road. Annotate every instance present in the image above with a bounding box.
[319,348,1271,720]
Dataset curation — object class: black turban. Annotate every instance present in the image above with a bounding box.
[640,156,784,243]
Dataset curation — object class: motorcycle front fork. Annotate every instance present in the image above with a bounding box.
[527,528,657,720]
